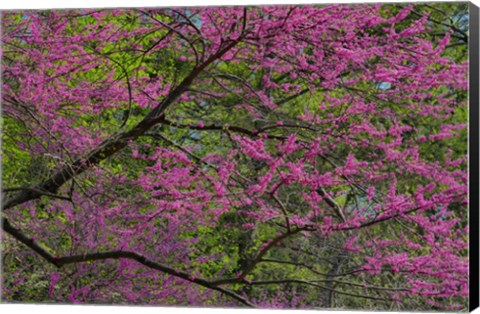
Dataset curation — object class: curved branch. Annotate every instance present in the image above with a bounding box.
[1,218,254,307]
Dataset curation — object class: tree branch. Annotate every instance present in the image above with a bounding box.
[2,187,72,202]
[3,33,243,211]
[1,217,254,307]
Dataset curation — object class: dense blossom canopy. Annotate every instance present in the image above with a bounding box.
[1,3,469,311]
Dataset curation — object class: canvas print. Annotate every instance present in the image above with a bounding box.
[1,1,478,312]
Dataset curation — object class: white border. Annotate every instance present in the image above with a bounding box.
[0,0,478,10]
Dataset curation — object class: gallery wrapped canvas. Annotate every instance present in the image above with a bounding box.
[1,1,479,312]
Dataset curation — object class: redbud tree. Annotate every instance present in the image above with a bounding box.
[1,3,469,311]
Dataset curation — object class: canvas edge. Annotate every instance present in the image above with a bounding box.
[469,1,480,312]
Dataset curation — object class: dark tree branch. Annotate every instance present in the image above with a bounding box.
[2,187,72,202]
[2,33,243,211]
[2,218,60,265]
[1,217,254,307]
